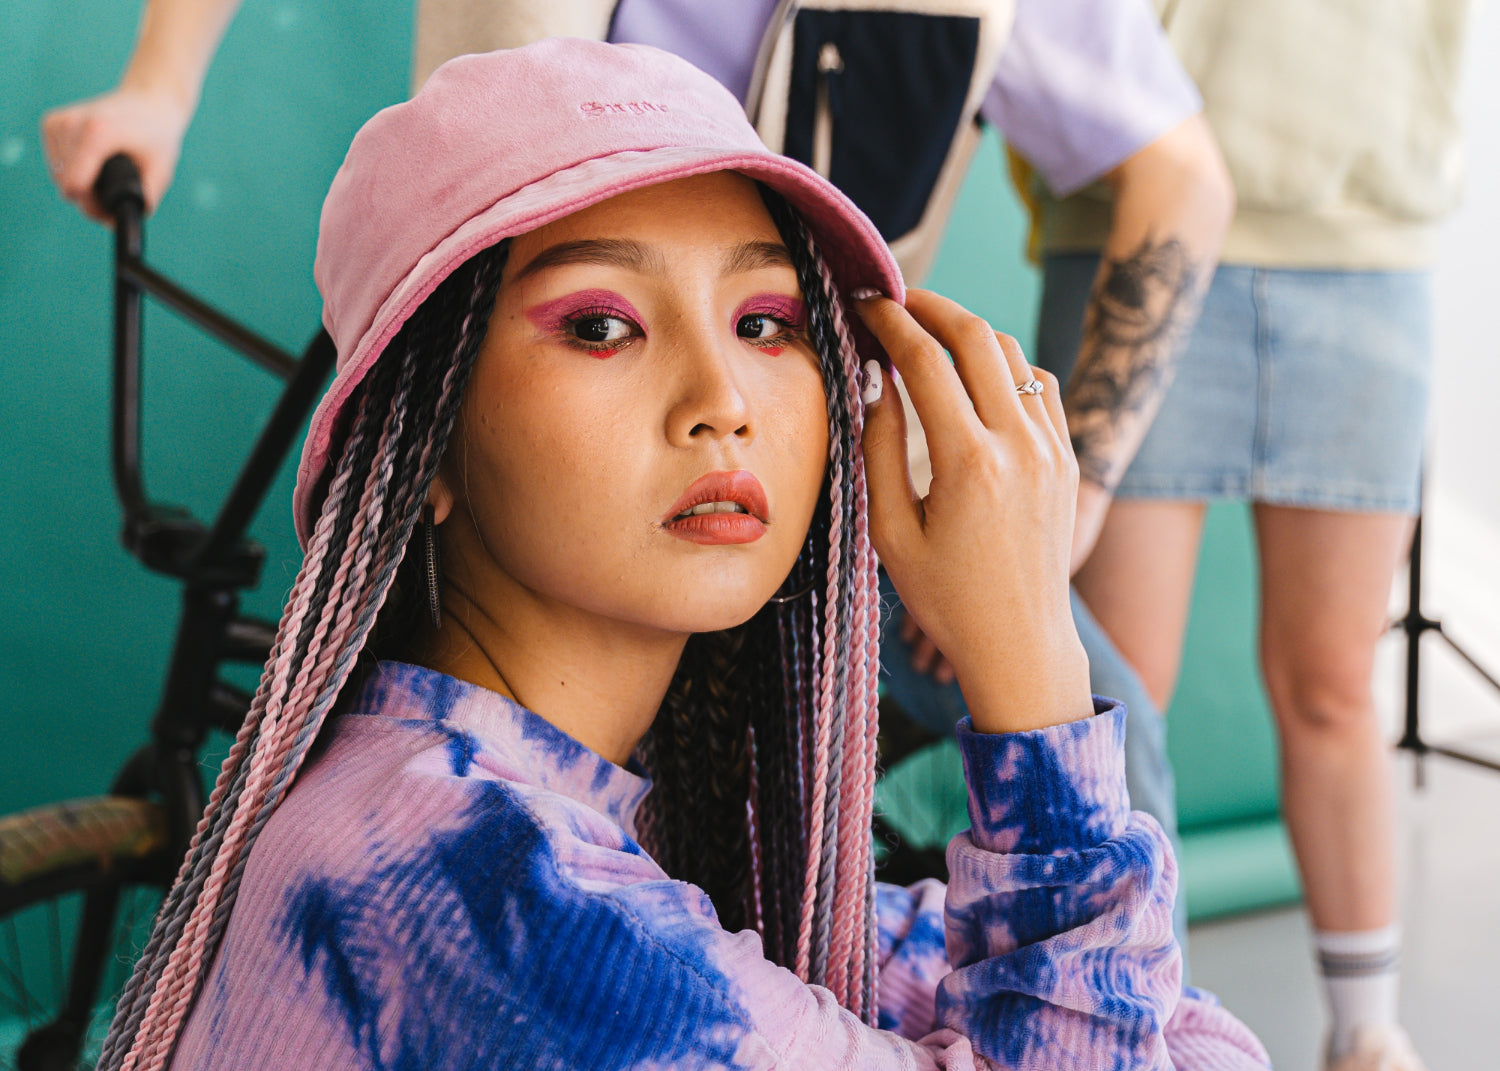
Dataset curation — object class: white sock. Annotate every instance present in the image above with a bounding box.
[1314,924,1402,1059]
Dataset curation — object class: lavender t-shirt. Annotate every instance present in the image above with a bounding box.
[609,0,1201,196]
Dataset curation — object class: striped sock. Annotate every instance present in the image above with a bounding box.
[1314,924,1402,1060]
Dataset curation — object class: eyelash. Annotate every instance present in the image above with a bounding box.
[559,305,641,357]
[736,311,804,350]
[554,302,807,357]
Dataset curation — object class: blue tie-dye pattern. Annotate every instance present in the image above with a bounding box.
[433,724,477,776]
[516,713,591,772]
[166,665,1267,1069]
[939,949,1163,1067]
[959,703,1125,855]
[947,831,1163,955]
[278,781,752,1071]
[352,662,466,722]
[938,704,1178,1067]
[284,878,391,1066]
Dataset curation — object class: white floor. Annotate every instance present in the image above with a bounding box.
[1187,625,1500,1071]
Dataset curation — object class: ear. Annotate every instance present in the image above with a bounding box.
[426,472,456,525]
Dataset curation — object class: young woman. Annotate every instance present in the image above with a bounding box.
[96,39,1268,1071]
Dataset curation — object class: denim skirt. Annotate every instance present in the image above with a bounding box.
[1035,257,1432,514]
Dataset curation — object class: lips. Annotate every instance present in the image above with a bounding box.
[662,470,769,545]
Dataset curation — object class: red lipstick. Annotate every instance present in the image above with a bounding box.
[662,471,769,545]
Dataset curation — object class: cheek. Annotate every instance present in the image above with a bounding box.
[770,361,832,510]
[458,368,646,537]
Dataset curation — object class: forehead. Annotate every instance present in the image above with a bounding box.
[508,171,788,266]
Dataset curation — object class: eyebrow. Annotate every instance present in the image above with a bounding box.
[722,240,795,275]
[512,237,793,282]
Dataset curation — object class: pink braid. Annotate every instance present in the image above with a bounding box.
[824,268,880,1019]
[137,417,412,1069]
[115,491,351,1068]
[118,459,371,1071]
[813,444,848,999]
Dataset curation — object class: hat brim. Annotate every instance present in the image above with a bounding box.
[293,145,904,546]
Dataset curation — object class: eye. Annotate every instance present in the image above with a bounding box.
[570,314,635,344]
[737,314,786,340]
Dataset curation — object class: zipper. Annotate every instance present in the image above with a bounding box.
[811,41,843,178]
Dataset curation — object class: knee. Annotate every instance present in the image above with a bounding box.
[1260,647,1378,738]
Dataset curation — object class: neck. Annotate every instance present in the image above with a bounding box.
[417,582,688,766]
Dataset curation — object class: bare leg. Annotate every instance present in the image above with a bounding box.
[1254,504,1414,932]
[1073,499,1208,712]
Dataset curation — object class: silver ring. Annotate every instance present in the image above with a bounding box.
[1016,378,1045,396]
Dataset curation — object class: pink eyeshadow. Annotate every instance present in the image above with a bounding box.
[523,289,645,332]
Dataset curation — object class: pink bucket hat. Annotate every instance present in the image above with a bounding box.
[294,37,904,545]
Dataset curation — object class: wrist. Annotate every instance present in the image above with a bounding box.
[118,67,200,117]
[955,627,1093,735]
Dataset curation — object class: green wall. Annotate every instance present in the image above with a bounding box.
[3,3,1289,915]
[3,0,411,816]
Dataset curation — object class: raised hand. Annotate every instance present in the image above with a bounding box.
[42,87,191,221]
[856,289,1092,734]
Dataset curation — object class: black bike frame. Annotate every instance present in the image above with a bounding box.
[97,153,335,847]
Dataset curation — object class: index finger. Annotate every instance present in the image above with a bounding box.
[850,291,986,473]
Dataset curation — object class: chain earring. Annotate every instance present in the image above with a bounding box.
[423,504,442,630]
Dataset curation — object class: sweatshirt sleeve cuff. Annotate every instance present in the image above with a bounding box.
[955,697,1130,855]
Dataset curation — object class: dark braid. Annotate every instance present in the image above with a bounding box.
[650,627,753,930]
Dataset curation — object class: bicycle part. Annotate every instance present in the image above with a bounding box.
[0,799,171,1071]
[94,153,337,587]
[873,694,956,884]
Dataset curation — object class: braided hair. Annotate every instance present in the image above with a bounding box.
[98,187,883,1071]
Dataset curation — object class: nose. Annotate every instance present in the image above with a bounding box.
[664,327,754,447]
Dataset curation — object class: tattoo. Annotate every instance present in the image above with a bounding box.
[1064,235,1204,490]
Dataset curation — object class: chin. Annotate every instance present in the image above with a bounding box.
[663,591,780,635]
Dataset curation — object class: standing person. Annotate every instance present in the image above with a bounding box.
[1027,3,1474,1069]
[91,40,1271,1071]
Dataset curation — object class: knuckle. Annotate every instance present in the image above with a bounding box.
[960,441,1006,485]
[907,337,949,372]
[954,316,996,354]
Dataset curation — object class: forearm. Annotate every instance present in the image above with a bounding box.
[1066,113,1234,491]
[118,0,246,111]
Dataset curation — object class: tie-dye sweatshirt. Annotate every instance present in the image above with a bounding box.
[170,660,1269,1070]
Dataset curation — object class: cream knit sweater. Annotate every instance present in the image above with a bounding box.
[1042,0,1475,270]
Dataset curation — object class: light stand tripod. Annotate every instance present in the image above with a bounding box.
[1397,510,1500,786]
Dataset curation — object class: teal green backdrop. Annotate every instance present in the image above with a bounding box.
[3,0,412,817]
[3,2,1293,920]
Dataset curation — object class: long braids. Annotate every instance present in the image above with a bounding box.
[96,242,510,1071]
[640,188,882,1021]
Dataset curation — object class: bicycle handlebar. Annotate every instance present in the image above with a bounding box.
[94,153,145,222]
[88,151,335,586]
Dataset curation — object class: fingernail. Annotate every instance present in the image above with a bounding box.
[850,286,881,302]
[861,359,882,406]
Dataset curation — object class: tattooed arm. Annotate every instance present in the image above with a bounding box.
[1066,113,1233,573]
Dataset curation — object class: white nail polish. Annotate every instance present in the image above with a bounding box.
[861,359,882,406]
[850,286,881,302]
